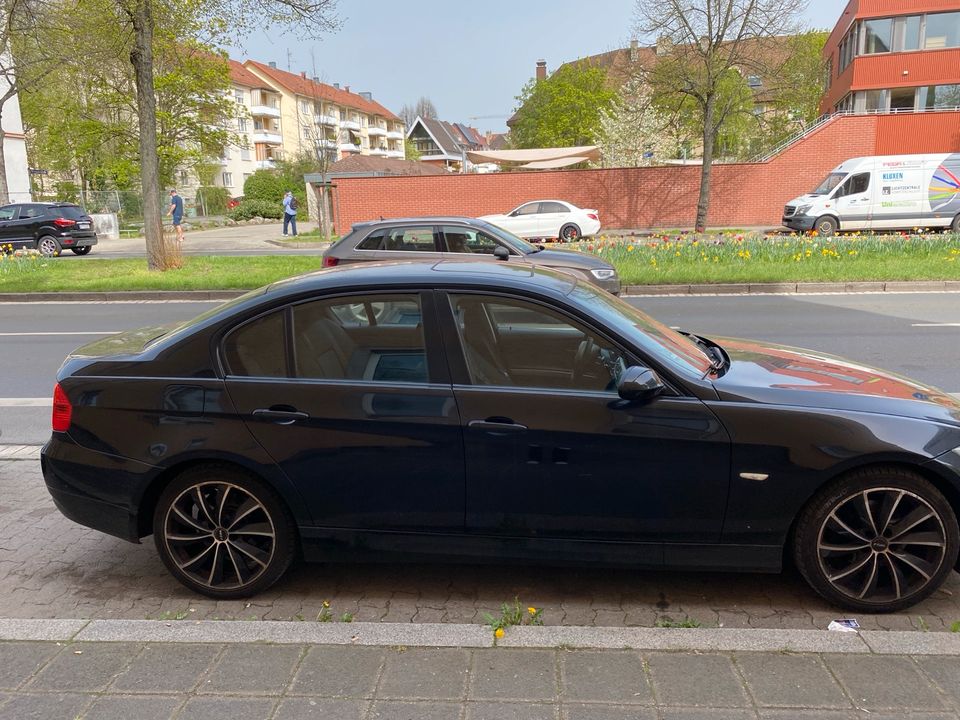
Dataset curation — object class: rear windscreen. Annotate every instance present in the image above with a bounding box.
[56,206,89,219]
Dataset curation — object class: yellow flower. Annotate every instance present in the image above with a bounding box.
[528,607,537,615]
[322,600,330,608]
[627,245,635,252]
[494,627,504,639]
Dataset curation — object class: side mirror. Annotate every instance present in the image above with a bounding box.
[493,246,510,261]
[617,366,665,403]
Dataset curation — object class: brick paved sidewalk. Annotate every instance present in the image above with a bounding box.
[5,637,960,720]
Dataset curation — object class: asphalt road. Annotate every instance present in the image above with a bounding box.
[0,292,957,445]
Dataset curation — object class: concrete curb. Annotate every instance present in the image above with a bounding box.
[2,282,960,303]
[3,618,960,654]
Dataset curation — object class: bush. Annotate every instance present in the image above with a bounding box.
[197,186,230,215]
[243,170,286,203]
[227,199,284,221]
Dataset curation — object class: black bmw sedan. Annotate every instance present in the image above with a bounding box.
[42,261,960,612]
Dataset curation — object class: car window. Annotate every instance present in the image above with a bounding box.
[293,295,428,382]
[441,226,504,255]
[835,172,870,198]
[355,229,387,250]
[513,203,540,216]
[19,205,46,219]
[0,206,15,221]
[540,202,568,213]
[223,310,287,377]
[449,294,627,392]
[384,226,437,252]
[57,206,88,220]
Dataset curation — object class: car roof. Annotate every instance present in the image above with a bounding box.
[351,216,497,229]
[267,259,578,298]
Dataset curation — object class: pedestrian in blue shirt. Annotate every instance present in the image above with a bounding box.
[282,191,298,236]
[167,189,184,245]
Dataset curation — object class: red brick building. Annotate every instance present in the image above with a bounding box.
[822,0,960,114]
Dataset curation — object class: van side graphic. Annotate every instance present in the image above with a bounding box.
[929,155,960,212]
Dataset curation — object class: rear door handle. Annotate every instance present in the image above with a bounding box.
[253,407,309,425]
[468,418,528,434]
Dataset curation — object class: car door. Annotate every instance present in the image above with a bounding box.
[537,201,570,238]
[439,224,520,263]
[505,203,542,238]
[222,290,465,533]
[832,171,873,230]
[438,291,731,545]
[0,205,16,247]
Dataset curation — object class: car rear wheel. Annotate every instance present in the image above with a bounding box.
[813,216,837,237]
[793,466,958,613]
[37,236,61,257]
[559,224,581,242]
[153,465,296,599]
[71,246,92,255]
[951,214,960,233]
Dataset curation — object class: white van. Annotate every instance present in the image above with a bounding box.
[782,153,960,235]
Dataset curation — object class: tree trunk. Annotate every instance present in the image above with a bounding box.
[695,94,716,233]
[129,0,177,270]
[320,185,332,242]
[0,122,9,205]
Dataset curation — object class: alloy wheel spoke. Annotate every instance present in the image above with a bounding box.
[231,522,274,538]
[228,498,261,531]
[193,487,217,526]
[884,553,903,600]
[216,485,231,527]
[860,491,879,536]
[827,511,870,543]
[228,539,269,568]
[888,508,936,541]
[166,533,211,543]
[877,490,905,535]
[207,543,223,587]
[172,506,210,534]
[225,542,248,584]
[177,539,215,571]
[890,531,946,548]
[857,554,880,599]
[827,552,873,582]
[819,541,872,553]
[889,550,935,581]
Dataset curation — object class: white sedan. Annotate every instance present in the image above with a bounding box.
[479,200,601,241]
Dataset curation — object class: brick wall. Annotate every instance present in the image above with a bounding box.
[330,112,960,233]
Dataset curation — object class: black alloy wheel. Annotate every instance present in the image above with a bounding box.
[71,246,92,255]
[559,224,581,242]
[153,466,296,598]
[794,467,958,613]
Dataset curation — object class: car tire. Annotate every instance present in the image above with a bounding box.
[559,224,582,242]
[71,246,92,256]
[951,214,960,233]
[153,465,297,599]
[813,216,837,237]
[793,466,959,613]
[36,235,62,257]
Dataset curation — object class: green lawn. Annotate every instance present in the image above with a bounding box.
[1,233,958,293]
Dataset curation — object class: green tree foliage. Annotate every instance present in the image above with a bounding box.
[243,170,287,203]
[403,138,420,161]
[511,63,617,149]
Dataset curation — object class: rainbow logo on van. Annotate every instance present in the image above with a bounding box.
[929,154,960,212]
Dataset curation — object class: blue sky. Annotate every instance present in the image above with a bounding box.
[228,0,845,133]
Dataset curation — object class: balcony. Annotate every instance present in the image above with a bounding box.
[253,131,282,145]
[316,139,338,150]
[367,126,387,137]
[315,114,338,126]
[386,130,405,140]
[369,147,388,157]
[256,159,277,170]
[341,119,361,131]
[250,105,281,118]
[386,149,405,159]
[339,143,361,153]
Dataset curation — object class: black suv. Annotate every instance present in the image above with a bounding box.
[0,203,98,256]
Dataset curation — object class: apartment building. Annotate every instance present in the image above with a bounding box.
[243,60,405,165]
[822,0,960,114]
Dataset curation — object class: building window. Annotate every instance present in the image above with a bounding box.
[222,172,233,187]
[863,18,892,54]
[746,75,762,88]
[302,125,311,140]
[890,87,916,111]
[240,148,251,161]
[238,117,248,132]
[920,84,960,109]
[925,11,960,49]
[234,89,244,104]
[892,15,922,52]
[300,100,311,114]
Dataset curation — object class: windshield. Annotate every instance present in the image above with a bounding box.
[477,220,540,255]
[567,282,714,375]
[811,172,847,196]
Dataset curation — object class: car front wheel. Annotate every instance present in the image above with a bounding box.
[153,465,296,599]
[793,467,958,613]
[559,224,581,242]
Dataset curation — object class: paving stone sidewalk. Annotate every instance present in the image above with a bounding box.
[4,638,960,720]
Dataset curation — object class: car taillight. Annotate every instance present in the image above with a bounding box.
[323,256,339,267]
[52,383,72,432]
[53,218,77,228]
[587,213,599,221]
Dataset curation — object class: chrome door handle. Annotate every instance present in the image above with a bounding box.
[253,408,309,424]
[468,418,528,434]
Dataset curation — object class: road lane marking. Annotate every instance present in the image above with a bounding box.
[0,332,120,337]
[911,323,960,327]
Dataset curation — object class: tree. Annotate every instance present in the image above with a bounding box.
[634,0,807,231]
[598,77,680,167]
[399,96,437,128]
[403,137,420,161]
[114,0,339,269]
[511,63,617,149]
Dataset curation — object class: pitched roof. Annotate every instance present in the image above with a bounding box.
[243,59,400,121]
[228,59,265,88]
[326,155,447,176]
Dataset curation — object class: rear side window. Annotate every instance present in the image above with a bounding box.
[57,206,88,220]
[223,311,287,377]
[540,202,568,213]
[20,205,46,219]
[356,227,437,252]
[356,229,387,250]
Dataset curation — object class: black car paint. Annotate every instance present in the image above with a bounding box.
[0,203,98,252]
[42,262,960,577]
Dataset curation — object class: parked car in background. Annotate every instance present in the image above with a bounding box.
[480,200,601,241]
[0,202,98,256]
[43,260,960,611]
[227,196,244,210]
[321,216,619,294]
